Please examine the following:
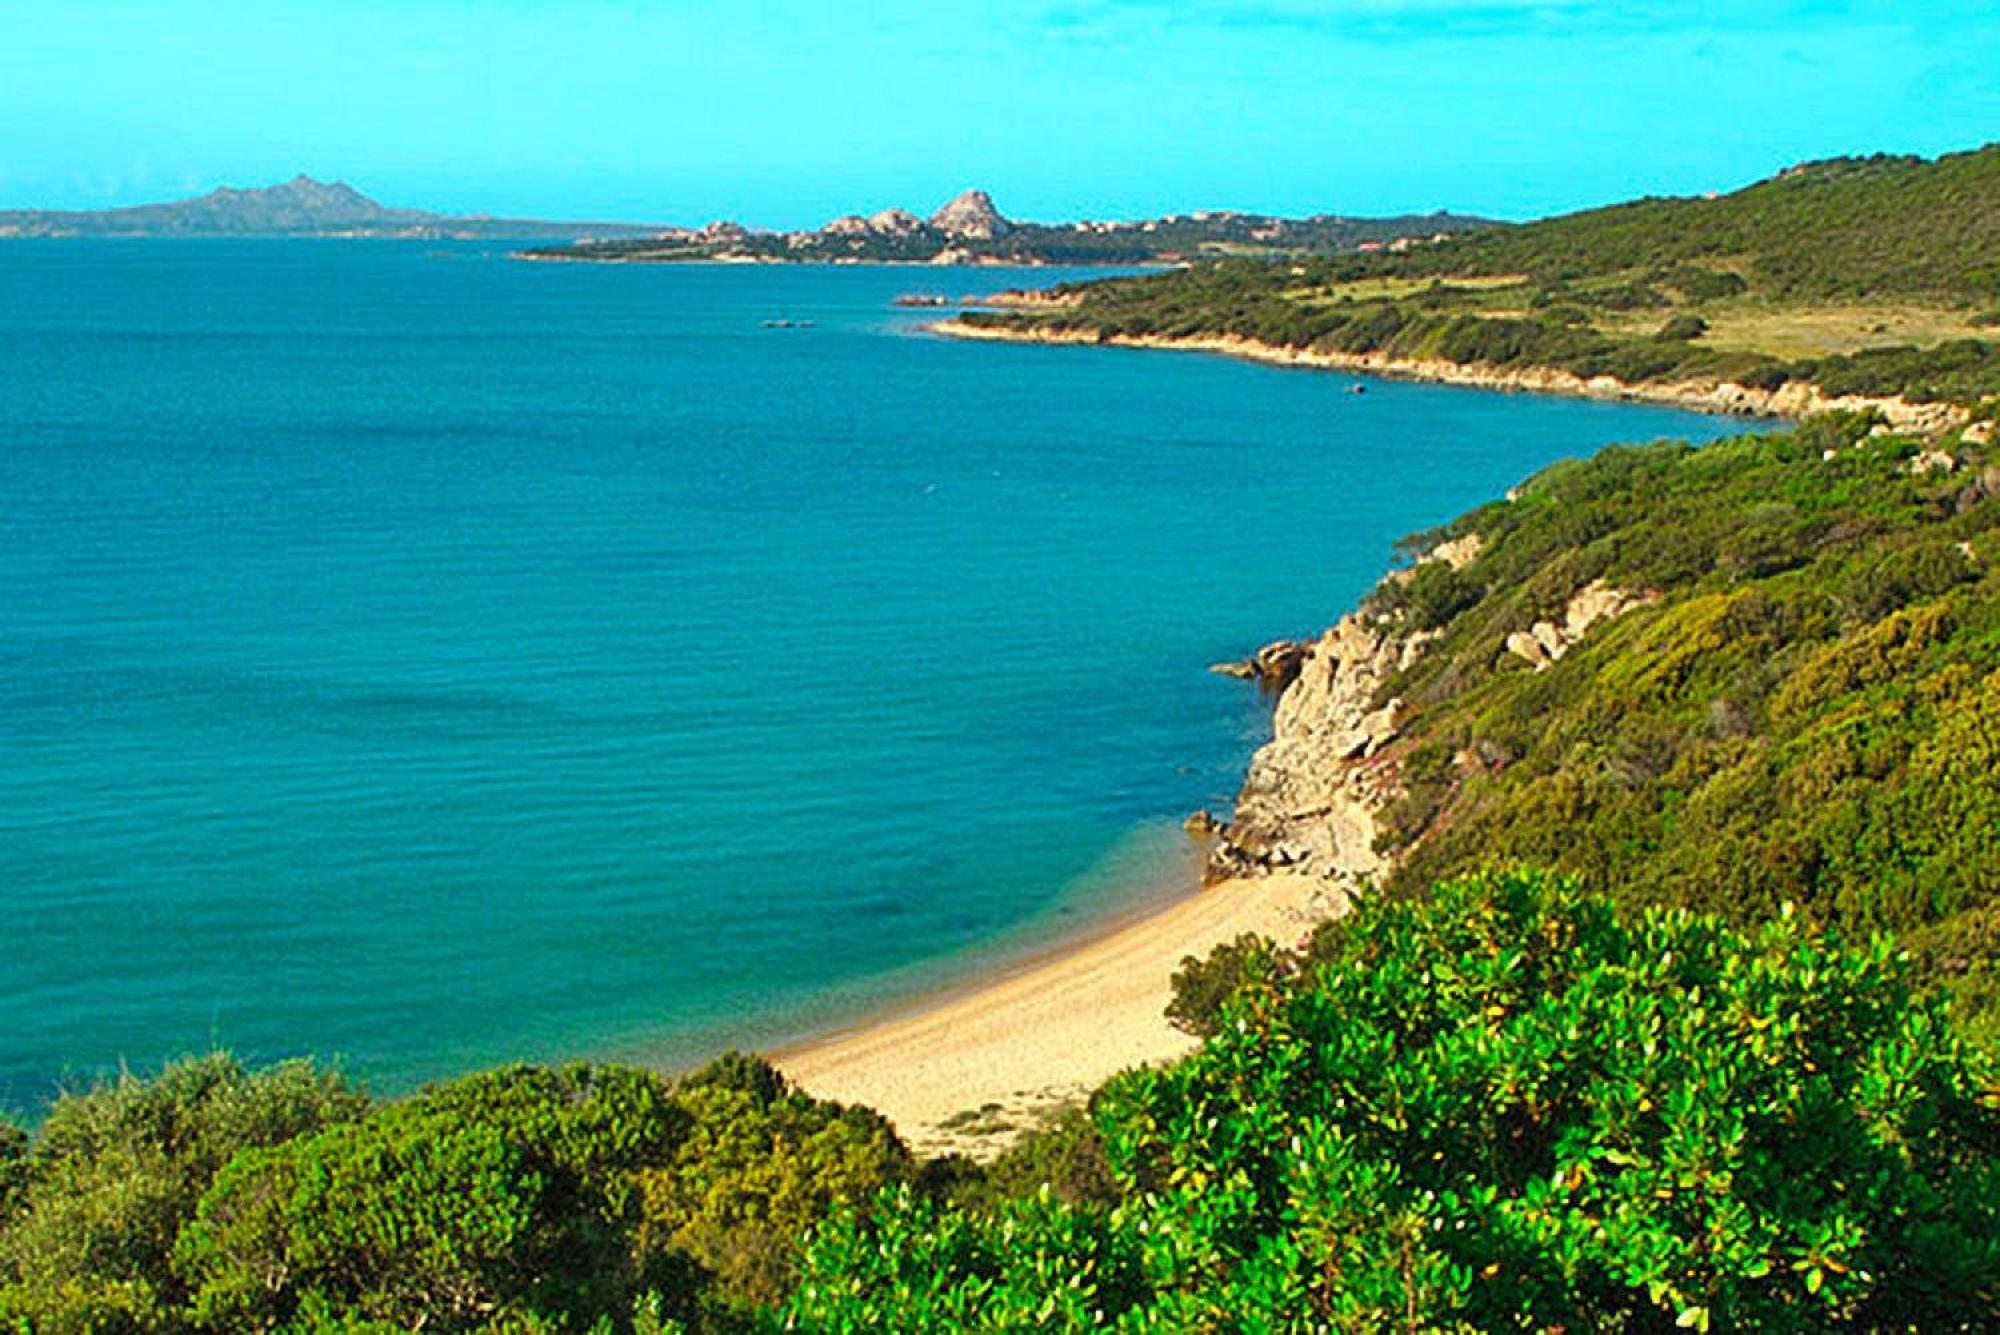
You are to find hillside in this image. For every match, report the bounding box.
[519,188,1493,265]
[1201,409,2000,1041]
[953,144,2000,406]
[0,175,667,241]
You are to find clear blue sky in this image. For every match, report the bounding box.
[3,1,1996,226]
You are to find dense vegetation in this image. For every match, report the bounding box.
[963,144,2000,403]
[1336,415,2000,1041]
[9,871,1996,1330]
[0,1052,909,1331]
[786,871,2000,1330]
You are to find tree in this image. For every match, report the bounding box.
[0,1054,364,1330]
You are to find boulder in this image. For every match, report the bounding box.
[929,189,1013,240]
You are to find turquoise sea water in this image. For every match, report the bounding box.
[0,243,1741,1112]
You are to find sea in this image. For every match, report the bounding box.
[0,242,1743,1112]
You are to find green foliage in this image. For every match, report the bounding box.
[0,1053,365,1331]
[1345,425,2000,1037]
[1165,932,1279,1037]
[783,1186,1151,1330]
[0,1120,26,1221]
[1,1054,906,1332]
[986,143,2000,403]
[976,1107,1119,1209]
[173,1063,692,1331]
[782,872,2000,1329]
[1376,558,1486,630]
[1655,312,1709,341]
[633,1055,908,1314]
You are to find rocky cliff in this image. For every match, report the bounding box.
[1204,534,1664,896]
[1204,608,1420,887]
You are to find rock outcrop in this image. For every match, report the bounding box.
[1205,611,1418,886]
[1502,580,1658,670]
[1203,554,1659,889]
[929,189,1012,240]
[867,208,926,237]
[1209,639,1310,692]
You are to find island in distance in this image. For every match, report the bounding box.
[520,188,1497,265]
[0,175,669,241]
[0,176,1494,262]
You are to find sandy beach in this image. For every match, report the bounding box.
[778,870,1339,1159]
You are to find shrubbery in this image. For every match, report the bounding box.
[1354,425,2000,1036]
[0,1053,909,1332]
[1164,931,1279,1037]
[783,871,2000,1329]
[1002,143,2000,402]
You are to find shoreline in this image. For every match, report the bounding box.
[777,868,1338,1159]
[782,308,1968,1159]
[510,252,1166,269]
[928,318,1971,435]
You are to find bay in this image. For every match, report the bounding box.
[0,242,1740,1111]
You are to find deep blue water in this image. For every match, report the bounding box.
[0,242,1740,1112]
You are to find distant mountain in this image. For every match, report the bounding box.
[522,188,1497,266]
[0,176,669,241]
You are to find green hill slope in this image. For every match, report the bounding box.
[962,144,2000,405]
[1362,413,2000,1036]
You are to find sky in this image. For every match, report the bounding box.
[2,1,1996,227]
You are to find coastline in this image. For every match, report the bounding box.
[928,318,1971,435]
[778,869,1337,1159]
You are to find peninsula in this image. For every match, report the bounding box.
[937,146,2000,425]
[517,187,1493,265]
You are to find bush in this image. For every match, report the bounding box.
[0,1054,365,1330]
[1377,558,1485,630]
[636,1055,909,1312]
[173,1064,693,1331]
[1165,932,1279,1037]
[784,871,2000,1330]
[0,1121,25,1221]
[977,1106,1118,1209]
[1655,313,1710,341]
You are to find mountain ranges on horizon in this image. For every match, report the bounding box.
[0,175,669,241]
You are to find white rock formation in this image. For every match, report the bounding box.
[1503,579,1658,670]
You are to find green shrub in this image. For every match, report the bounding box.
[173,1063,692,1331]
[1655,313,1710,341]
[635,1055,909,1313]
[977,1106,1119,1209]
[1165,932,1279,1038]
[1377,558,1485,630]
[0,1054,365,1331]
[0,1120,25,1221]
[784,871,2000,1330]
